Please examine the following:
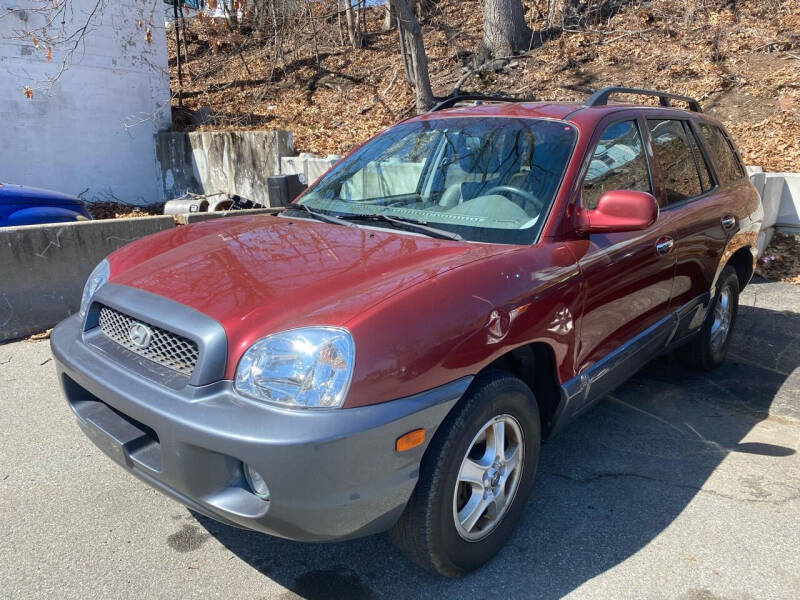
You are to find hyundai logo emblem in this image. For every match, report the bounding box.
[128,322,153,349]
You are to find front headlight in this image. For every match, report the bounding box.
[79,259,110,319]
[234,327,355,409]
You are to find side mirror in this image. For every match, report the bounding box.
[578,190,658,234]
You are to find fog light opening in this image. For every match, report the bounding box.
[243,463,270,501]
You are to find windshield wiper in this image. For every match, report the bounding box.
[288,203,358,228]
[340,213,463,241]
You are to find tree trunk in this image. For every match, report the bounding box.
[359,0,367,35]
[397,21,413,84]
[172,1,183,107]
[343,0,362,48]
[479,0,532,62]
[389,0,434,112]
[546,0,563,30]
[383,3,395,30]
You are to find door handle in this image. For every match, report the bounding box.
[721,214,736,231]
[655,236,674,256]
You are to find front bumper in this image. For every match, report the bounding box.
[51,314,468,542]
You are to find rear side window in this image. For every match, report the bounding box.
[582,120,650,209]
[685,124,713,192]
[698,123,745,184]
[647,119,703,204]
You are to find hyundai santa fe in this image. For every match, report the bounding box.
[51,87,762,576]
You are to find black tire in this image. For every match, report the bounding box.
[390,371,541,577]
[677,265,740,371]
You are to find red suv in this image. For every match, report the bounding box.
[51,87,762,577]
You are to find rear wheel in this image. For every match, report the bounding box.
[390,372,540,577]
[677,265,740,370]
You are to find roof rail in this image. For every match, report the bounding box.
[428,94,530,113]
[585,86,702,113]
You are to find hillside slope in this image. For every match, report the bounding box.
[168,0,799,171]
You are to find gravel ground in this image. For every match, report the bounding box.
[0,279,798,600]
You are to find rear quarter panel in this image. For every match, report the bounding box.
[694,115,762,289]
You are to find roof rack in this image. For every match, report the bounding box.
[585,86,702,113]
[428,94,530,113]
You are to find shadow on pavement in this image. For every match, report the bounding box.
[194,302,798,600]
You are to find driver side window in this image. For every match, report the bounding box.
[582,120,651,209]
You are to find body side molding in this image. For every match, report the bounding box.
[549,294,710,436]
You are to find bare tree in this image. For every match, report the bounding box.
[389,0,434,112]
[546,0,564,29]
[172,2,184,107]
[478,0,532,63]
[342,0,363,48]
[386,1,435,31]
[383,3,396,30]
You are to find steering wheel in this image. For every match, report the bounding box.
[484,185,543,214]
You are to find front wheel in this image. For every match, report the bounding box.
[677,265,740,370]
[390,372,541,577]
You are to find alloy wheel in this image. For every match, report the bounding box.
[452,414,524,541]
[710,286,733,353]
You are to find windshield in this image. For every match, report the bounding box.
[296,117,577,244]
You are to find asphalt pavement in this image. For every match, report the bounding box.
[1,278,798,599]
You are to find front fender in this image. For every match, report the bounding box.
[343,242,583,409]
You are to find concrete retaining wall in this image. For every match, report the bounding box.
[0,209,274,342]
[157,130,295,206]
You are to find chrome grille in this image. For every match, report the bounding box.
[98,306,199,376]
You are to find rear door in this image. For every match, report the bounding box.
[644,116,743,341]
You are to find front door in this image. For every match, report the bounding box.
[569,115,677,412]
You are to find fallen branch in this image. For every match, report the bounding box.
[382,69,399,95]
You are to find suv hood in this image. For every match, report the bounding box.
[110,214,512,359]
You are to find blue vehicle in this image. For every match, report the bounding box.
[0,183,92,227]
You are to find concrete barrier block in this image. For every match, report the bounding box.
[776,173,800,229]
[0,216,174,341]
[280,154,341,186]
[280,156,307,183]
[756,173,800,231]
[756,228,775,258]
[760,173,785,230]
[305,155,341,184]
[174,208,282,225]
[749,171,766,200]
